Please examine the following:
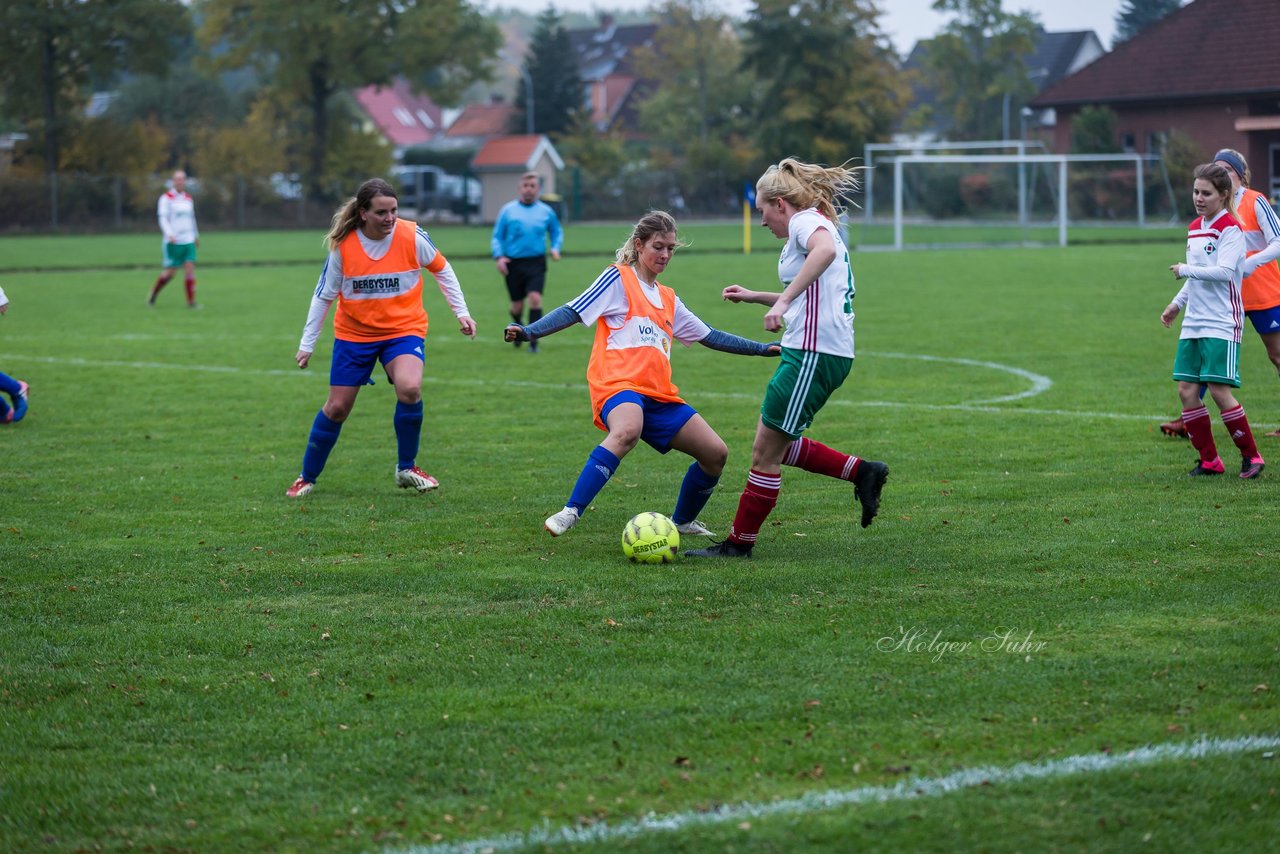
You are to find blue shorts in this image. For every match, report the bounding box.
[1246,304,1280,336]
[330,335,424,387]
[600,390,697,454]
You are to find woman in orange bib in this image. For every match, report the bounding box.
[286,178,476,497]
[505,211,780,538]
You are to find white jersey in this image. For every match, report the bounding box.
[157,190,198,244]
[298,227,470,352]
[1172,209,1245,342]
[778,208,855,358]
[568,265,711,345]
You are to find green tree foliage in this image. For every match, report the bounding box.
[1070,105,1119,154]
[0,0,190,178]
[1114,0,1183,46]
[919,0,1040,141]
[515,6,583,136]
[632,0,759,212]
[196,0,499,201]
[110,66,241,171]
[741,0,905,166]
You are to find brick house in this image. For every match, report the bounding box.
[1030,0,1280,201]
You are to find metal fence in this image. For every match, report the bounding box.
[1,167,752,233]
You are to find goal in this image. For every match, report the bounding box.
[854,151,1179,251]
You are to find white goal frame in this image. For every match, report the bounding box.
[886,153,1153,251]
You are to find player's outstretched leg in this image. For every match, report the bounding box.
[545,446,619,536]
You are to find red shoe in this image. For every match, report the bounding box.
[1240,457,1265,479]
[1160,418,1189,438]
[285,477,315,498]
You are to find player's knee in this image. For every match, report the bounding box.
[701,441,728,476]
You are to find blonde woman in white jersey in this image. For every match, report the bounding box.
[1160,162,1264,479]
[688,158,888,559]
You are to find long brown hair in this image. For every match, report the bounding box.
[325,178,398,250]
[1193,163,1236,217]
[755,157,863,220]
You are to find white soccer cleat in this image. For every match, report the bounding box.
[285,477,314,498]
[544,506,580,537]
[675,519,716,537]
[395,465,440,493]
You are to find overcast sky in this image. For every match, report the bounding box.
[495,0,1124,56]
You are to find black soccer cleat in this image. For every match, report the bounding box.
[1187,459,1224,476]
[853,460,889,528]
[685,539,753,559]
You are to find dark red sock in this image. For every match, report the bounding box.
[1182,406,1219,463]
[151,274,171,297]
[1220,404,1259,460]
[728,470,780,547]
[782,437,860,481]
[184,277,196,304]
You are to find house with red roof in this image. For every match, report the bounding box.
[352,78,444,157]
[567,14,657,135]
[441,101,516,149]
[470,134,565,223]
[1030,0,1280,201]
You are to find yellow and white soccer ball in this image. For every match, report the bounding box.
[621,511,680,564]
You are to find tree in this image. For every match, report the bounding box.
[0,0,189,179]
[1070,105,1118,154]
[919,0,1040,141]
[1114,0,1182,46]
[632,0,759,212]
[197,0,500,201]
[741,0,906,166]
[514,6,583,136]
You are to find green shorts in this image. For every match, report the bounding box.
[163,242,197,268]
[760,347,852,439]
[1172,337,1239,387]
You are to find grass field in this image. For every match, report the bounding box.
[0,223,1277,852]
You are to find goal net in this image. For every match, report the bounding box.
[852,151,1183,251]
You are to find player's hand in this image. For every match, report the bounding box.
[296,350,311,369]
[1160,304,1180,328]
[459,317,477,339]
[504,324,527,343]
[550,249,561,262]
[765,343,781,356]
[763,301,787,332]
[723,284,749,302]
[1169,263,1184,279]
[495,257,510,276]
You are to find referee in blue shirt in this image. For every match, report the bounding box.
[491,171,564,352]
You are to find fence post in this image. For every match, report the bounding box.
[237,175,245,229]
[50,172,58,229]
[114,175,123,229]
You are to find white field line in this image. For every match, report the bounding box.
[395,735,1280,854]
[0,351,1167,421]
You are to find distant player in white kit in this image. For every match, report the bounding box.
[148,169,200,308]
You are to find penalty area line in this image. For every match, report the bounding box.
[394,734,1280,854]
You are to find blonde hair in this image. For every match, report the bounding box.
[615,210,685,266]
[756,157,864,220]
[1193,163,1236,216]
[1214,147,1251,187]
[325,178,398,250]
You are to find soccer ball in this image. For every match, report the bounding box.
[621,512,680,564]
